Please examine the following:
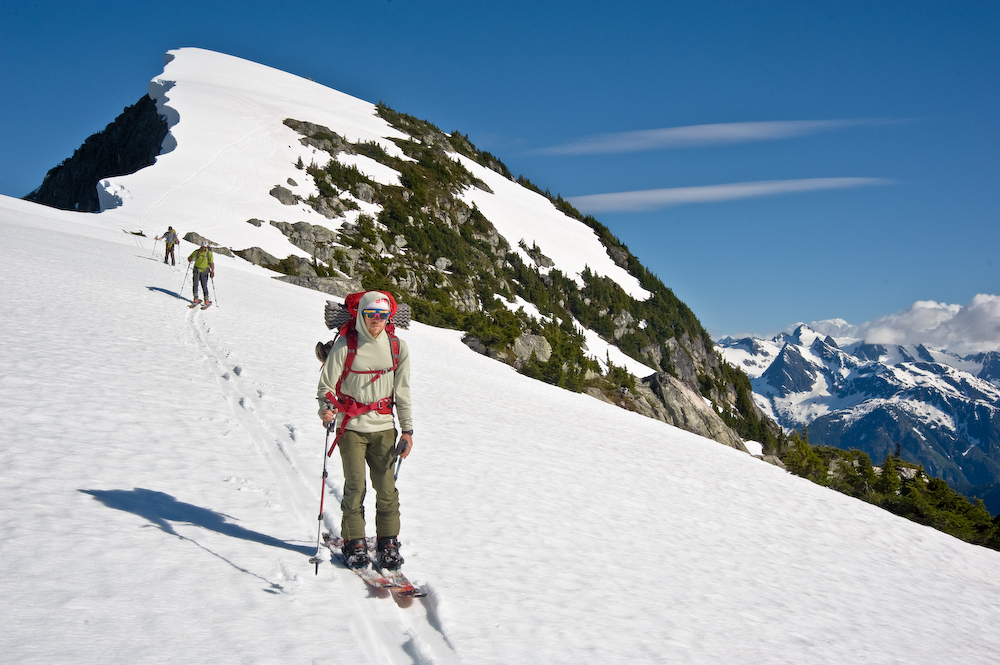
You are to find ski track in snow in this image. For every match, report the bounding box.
[0,198,461,664]
[182,294,460,664]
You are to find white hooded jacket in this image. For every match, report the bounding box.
[317,291,413,433]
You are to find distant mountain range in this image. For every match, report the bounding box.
[718,325,1000,512]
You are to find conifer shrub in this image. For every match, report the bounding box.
[286,108,767,444]
[779,432,999,550]
[263,256,302,276]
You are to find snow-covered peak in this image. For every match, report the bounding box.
[717,323,1000,511]
[98,47,649,302]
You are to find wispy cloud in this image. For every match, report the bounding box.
[530,119,885,156]
[567,178,894,213]
[810,295,1000,355]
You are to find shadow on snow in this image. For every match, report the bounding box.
[80,487,313,556]
[147,286,190,302]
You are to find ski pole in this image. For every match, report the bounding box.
[180,261,191,299]
[392,437,410,480]
[151,237,159,259]
[211,275,219,307]
[309,421,335,574]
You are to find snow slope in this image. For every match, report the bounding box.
[3,194,1000,664]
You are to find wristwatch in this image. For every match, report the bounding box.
[402,430,413,435]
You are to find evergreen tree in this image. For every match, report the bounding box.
[876,455,902,496]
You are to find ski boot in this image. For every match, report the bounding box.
[342,538,370,569]
[376,536,404,570]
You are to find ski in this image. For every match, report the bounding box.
[201,301,212,310]
[374,564,426,598]
[321,533,425,597]
[319,533,396,589]
[188,301,201,309]
[365,537,427,598]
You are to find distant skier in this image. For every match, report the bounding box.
[156,226,179,265]
[187,241,214,307]
[317,291,413,571]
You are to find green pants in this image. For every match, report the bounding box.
[338,428,400,540]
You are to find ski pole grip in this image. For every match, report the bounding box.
[392,437,409,462]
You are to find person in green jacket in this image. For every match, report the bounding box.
[187,241,215,305]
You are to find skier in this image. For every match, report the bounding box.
[187,241,215,307]
[317,291,413,570]
[156,226,179,265]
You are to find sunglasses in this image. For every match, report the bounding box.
[362,309,390,320]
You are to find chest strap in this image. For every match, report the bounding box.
[325,329,400,456]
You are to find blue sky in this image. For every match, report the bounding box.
[2,1,997,340]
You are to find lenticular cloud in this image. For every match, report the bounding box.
[531,119,879,155]
[568,178,892,213]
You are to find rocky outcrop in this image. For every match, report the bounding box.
[181,232,233,256]
[613,310,635,340]
[268,220,339,263]
[355,182,378,204]
[642,372,748,451]
[25,95,168,211]
[512,334,552,364]
[282,119,348,155]
[269,185,298,205]
[274,275,362,298]
[234,246,279,267]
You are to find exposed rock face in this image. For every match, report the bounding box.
[977,351,1000,386]
[181,232,233,256]
[269,185,298,205]
[274,275,362,298]
[283,119,347,155]
[268,220,339,263]
[25,95,169,211]
[613,310,635,340]
[525,244,554,269]
[761,344,818,397]
[642,373,748,451]
[307,195,348,219]
[355,182,378,204]
[461,335,507,362]
[607,246,629,268]
[234,246,279,266]
[512,334,553,364]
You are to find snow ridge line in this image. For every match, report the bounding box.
[183,312,459,664]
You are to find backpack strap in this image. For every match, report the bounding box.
[324,329,400,457]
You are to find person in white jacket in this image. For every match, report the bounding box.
[318,291,413,570]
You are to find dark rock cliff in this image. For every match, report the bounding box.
[24,95,168,212]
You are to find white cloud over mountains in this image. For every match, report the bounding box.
[810,295,1000,355]
[531,119,880,156]
[568,178,893,213]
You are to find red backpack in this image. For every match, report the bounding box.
[318,292,407,456]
